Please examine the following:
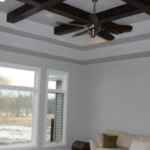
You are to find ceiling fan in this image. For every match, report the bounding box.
[56,0,133,40]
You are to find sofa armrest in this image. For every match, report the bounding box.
[89,139,99,150]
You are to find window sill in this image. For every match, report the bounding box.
[44,141,67,147]
[0,144,37,150]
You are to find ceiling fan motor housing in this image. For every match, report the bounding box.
[92,0,98,2]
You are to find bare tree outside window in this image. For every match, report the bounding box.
[0,66,38,147]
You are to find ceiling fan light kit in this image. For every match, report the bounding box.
[56,0,133,41]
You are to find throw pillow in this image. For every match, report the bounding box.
[129,140,150,150]
[103,133,118,148]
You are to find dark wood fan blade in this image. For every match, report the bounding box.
[56,21,86,28]
[72,30,87,37]
[97,31,115,41]
[103,25,133,32]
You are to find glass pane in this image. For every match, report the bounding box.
[0,67,35,87]
[0,90,33,146]
[46,93,64,143]
[48,74,63,90]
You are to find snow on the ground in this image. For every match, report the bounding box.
[0,125,52,145]
[0,125,31,145]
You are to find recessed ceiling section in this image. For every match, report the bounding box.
[64,0,126,13]
[0,0,23,13]
[0,0,149,50]
[114,13,150,24]
[28,10,73,27]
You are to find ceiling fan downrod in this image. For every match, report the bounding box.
[92,0,98,14]
[89,0,99,38]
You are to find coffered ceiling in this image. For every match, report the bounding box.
[0,0,149,51]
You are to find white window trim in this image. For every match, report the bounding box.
[0,84,37,92]
[44,69,68,147]
[0,62,41,150]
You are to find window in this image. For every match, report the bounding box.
[0,63,40,149]
[44,70,68,147]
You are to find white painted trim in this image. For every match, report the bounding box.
[32,68,41,147]
[0,144,38,150]
[0,62,41,149]
[0,61,40,72]
[43,69,68,147]
[0,84,36,92]
[43,69,50,146]
[44,141,67,147]
[62,72,68,146]
[47,89,66,94]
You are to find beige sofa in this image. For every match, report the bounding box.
[90,130,150,150]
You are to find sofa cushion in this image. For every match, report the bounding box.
[139,135,150,143]
[90,139,99,150]
[103,134,118,148]
[96,133,103,147]
[106,130,139,148]
[129,140,150,150]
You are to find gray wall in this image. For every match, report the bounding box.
[81,57,150,141]
[1,48,150,149]
[0,50,84,150]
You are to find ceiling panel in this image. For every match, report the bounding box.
[0,0,23,13]
[28,10,73,27]
[114,13,150,24]
[64,0,125,13]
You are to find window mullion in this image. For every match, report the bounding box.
[0,84,35,92]
[45,70,68,147]
[47,89,65,94]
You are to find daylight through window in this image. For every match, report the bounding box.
[0,64,39,148]
[45,70,68,146]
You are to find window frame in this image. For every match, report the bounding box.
[44,69,68,147]
[0,62,41,150]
